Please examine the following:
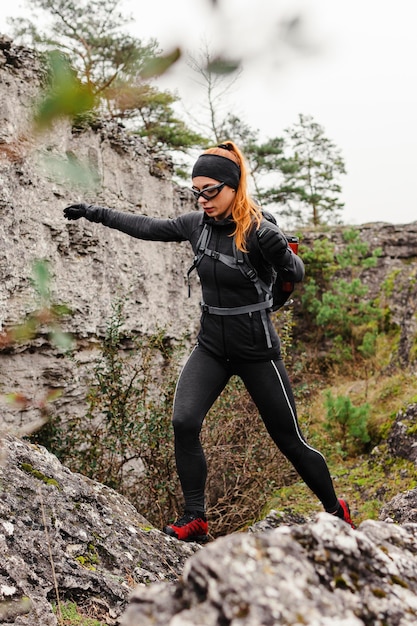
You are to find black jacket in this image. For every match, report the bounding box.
[84,206,304,361]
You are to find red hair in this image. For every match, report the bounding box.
[202,141,262,251]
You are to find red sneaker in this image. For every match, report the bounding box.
[338,499,356,529]
[163,511,209,542]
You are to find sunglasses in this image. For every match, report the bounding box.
[191,182,225,201]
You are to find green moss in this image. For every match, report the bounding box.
[334,575,349,589]
[372,588,387,598]
[75,555,96,571]
[75,544,99,570]
[19,463,60,489]
[52,601,105,625]
[406,421,417,436]
[390,574,409,589]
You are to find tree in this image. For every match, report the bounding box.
[10,0,158,96]
[270,114,346,226]
[186,44,242,144]
[10,0,206,152]
[221,114,285,202]
[299,229,382,369]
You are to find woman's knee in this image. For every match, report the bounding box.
[172,412,201,438]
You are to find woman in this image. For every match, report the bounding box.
[64,141,355,541]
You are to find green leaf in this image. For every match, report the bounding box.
[140,48,181,79]
[34,51,96,130]
[39,153,99,190]
[31,259,51,302]
[206,56,241,74]
[49,328,74,353]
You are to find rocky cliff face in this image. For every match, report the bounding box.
[0,36,199,428]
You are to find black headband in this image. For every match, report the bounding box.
[191,154,241,189]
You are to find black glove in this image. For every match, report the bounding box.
[63,203,88,220]
[257,226,288,257]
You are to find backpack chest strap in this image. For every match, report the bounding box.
[201,298,273,316]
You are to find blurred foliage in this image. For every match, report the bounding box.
[1,260,73,352]
[34,51,96,130]
[39,151,100,191]
[1,260,73,437]
[186,45,244,143]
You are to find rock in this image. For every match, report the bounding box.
[387,404,417,464]
[379,488,417,524]
[0,435,201,625]
[120,516,417,626]
[2,430,417,625]
[248,508,309,532]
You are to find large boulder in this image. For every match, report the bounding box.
[0,435,201,625]
[120,515,417,626]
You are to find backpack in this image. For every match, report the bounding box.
[187,213,299,313]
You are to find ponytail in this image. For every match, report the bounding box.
[201,141,262,252]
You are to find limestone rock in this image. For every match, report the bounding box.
[0,38,199,429]
[120,516,417,626]
[0,435,201,625]
[387,404,417,464]
[248,508,309,532]
[380,488,417,525]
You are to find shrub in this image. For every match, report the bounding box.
[299,229,383,369]
[324,391,370,455]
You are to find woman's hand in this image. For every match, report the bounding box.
[63,203,88,220]
[256,226,288,257]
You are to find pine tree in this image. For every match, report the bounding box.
[271,114,346,226]
[10,0,206,152]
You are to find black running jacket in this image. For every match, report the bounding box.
[83,206,305,361]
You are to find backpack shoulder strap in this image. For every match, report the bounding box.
[232,239,272,298]
[187,222,212,297]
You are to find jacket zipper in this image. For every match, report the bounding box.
[213,229,229,358]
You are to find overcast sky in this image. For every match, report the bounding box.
[1,0,416,226]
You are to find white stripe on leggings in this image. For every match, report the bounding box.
[270,360,327,462]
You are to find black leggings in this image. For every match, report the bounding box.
[172,345,338,514]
